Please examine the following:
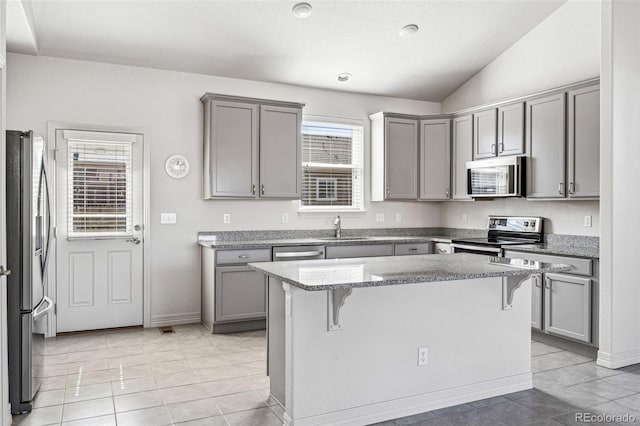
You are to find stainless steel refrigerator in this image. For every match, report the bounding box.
[6,130,54,414]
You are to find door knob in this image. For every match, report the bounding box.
[126,238,141,245]
[0,265,11,277]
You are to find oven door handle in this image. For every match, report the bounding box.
[450,244,502,254]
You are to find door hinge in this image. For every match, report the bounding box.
[53,227,57,238]
[54,303,57,315]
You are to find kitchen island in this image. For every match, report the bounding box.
[249,253,572,426]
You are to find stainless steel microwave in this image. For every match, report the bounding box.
[466,156,525,198]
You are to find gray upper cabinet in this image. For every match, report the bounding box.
[544,273,592,343]
[452,115,473,200]
[385,116,419,199]
[568,85,600,199]
[526,93,566,198]
[202,94,304,200]
[259,105,301,198]
[497,102,525,156]
[419,118,451,200]
[473,109,497,159]
[370,113,419,201]
[204,100,258,198]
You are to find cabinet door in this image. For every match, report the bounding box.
[473,109,498,159]
[215,266,266,322]
[498,102,525,156]
[544,273,592,343]
[452,115,473,200]
[259,105,302,198]
[419,119,451,200]
[531,274,543,330]
[568,85,600,198]
[385,117,418,199]
[526,94,566,198]
[206,100,259,198]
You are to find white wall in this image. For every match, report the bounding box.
[598,0,640,369]
[0,1,11,423]
[439,0,600,236]
[442,199,599,236]
[6,53,441,325]
[441,0,600,112]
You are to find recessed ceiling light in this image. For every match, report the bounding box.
[292,2,313,19]
[399,24,419,37]
[337,73,352,82]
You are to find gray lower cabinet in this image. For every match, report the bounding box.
[419,118,451,200]
[526,93,567,198]
[215,266,266,323]
[544,273,592,343]
[201,93,304,200]
[326,244,394,259]
[473,109,498,159]
[568,85,600,198]
[452,115,473,200]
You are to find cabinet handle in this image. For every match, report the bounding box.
[491,143,496,154]
[408,248,418,252]
[569,182,575,195]
[252,184,256,195]
[445,188,450,197]
[387,186,390,194]
[499,143,504,153]
[545,278,552,290]
[261,184,265,195]
[534,275,541,288]
[558,183,564,195]
[238,255,249,259]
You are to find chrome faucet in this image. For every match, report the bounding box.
[334,215,342,238]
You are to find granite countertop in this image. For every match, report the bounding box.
[248,253,572,291]
[199,235,453,249]
[505,243,599,259]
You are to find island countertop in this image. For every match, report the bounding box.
[249,253,572,291]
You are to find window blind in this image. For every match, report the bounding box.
[67,140,133,238]
[300,122,363,210]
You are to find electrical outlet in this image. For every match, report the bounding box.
[462,213,468,223]
[395,213,402,223]
[376,213,385,222]
[160,213,177,224]
[223,213,231,224]
[584,215,592,227]
[418,347,428,366]
[282,213,289,224]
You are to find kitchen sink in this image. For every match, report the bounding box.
[318,236,371,241]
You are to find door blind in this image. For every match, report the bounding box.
[301,122,363,210]
[67,140,133,238]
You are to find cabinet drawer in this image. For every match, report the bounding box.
[216,249,271,265]
[394,243,432,256]
[503,250,592,276]
[325,244,393,259]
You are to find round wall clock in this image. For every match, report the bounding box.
[165,154,190,179]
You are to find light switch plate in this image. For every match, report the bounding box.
[395,213,402,223]
[160,213,177,224]
[376,213,385,222]
[584,215,592,227]
[223,213,231,224]
[282,213,289,223]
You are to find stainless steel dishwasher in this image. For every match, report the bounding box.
[272,245,325,261]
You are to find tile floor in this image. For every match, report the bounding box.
[13,326,640,426]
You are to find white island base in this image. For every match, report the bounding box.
[267,276,532,426]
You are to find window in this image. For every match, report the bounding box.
[66,132,134,238]
[300,119,364,211]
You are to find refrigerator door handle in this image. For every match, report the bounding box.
[41,159,52,282]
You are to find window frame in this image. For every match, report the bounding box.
[299,117,365,213]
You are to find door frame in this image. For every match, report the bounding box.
[47,121,151,336]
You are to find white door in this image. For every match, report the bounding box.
[55,129,144,333]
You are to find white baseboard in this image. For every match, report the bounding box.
[597,348,640,369]
[288,373,532,426]
[149,312,200,328]
[4,403,12,426]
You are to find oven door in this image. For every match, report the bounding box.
[451,243,503,257]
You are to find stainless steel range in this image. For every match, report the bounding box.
[451,216,544,256]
